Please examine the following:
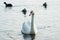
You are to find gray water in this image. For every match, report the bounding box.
[0,0,60,40]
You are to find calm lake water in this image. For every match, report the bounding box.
[0,0,60,40]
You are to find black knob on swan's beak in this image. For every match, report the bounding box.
[29,11,34,16]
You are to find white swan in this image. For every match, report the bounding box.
[21,11,37,34]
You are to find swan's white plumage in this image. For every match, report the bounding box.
[21,18,37,34]
[22,20,31,34]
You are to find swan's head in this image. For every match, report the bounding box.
[29,11,34,16]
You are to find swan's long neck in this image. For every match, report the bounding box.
[30,14,35,34]
[31,14,34,28]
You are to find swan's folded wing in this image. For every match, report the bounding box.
[21,21,31,34]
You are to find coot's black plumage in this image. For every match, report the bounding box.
[4,2,13,7]
[43,2,47,9]
[22,8,27,15]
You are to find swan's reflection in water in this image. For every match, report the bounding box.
[23,34,35,40]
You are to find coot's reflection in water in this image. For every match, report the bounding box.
[23,34,35,40]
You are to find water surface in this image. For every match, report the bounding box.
[0,0,60,40]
